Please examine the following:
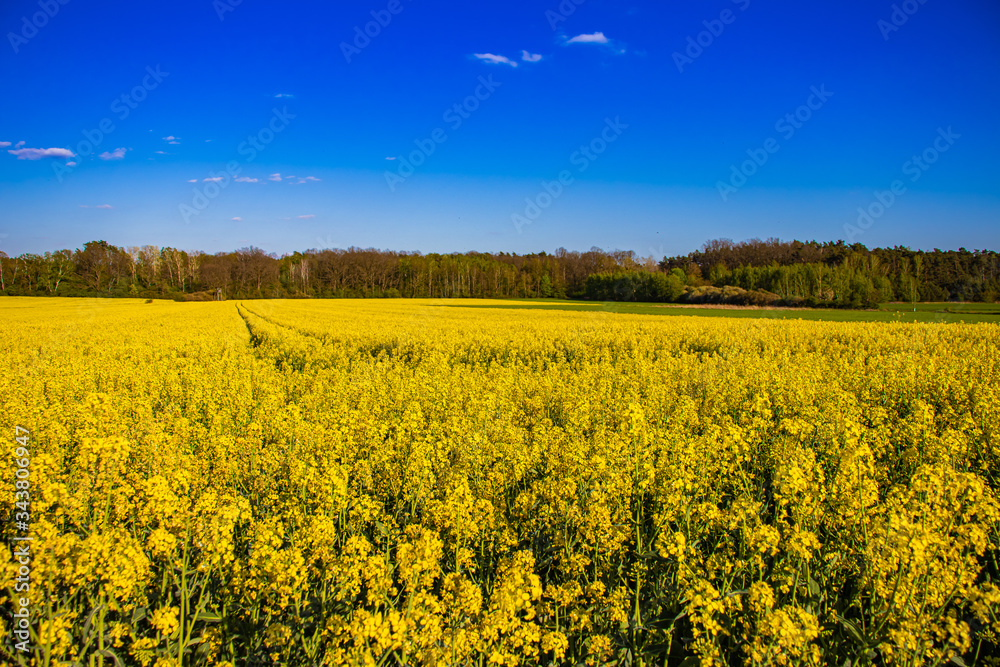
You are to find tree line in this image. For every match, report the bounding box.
[0,238,996,306]
[658,238,999,306]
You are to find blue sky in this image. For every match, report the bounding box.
[1,0,998,258]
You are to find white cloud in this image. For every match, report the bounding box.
[473,53,517,67]
[203,176,224,182]
[522,50,543,62]
[268,173,282,181]
[8,147,75,160]
[385,156,397,160]
[163,135,178,141]
[290,175,322,184]
[232,217,243,221]
[14,141,24,148]
[154,150,169,155]
[0,142,9,148]
[274,93,294,98]
[234,176,259,183]
[297,214,315,219]
[79,205,89,208]
[66,161,77,167]
[99,147,127,160]
[567,32,609,44]
[187,179,198,183]
[95,204,113,209]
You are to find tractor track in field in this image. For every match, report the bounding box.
[238,302,333,344]
[234,302,262,348]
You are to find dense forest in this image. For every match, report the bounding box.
[0,238,996,307]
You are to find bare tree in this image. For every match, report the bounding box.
[235,247,279,295]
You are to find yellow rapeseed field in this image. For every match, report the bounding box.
[1,297,998,666]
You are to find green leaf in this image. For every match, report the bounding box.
[97,648,126,667]
[643,617,675,631]
[195,611,223,623]
[640,642,673,656]
[835,613,865,645]
[808,574,821,598]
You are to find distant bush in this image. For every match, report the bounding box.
[182,291,216,302]
[679,285,782,306]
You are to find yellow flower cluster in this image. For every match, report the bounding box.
[1,297,998,666]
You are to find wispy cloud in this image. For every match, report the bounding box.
[234,176,259,183]
[232,216,243,221]
[154,150,170,155]
[567,32,609,44]
[8,147,75,160]
[268,173,282,182]
[162,135,180,144]
[0,142,9,148]
[522,50,543,62]
[14,141,24,149]
[385,156,397,160]
[187,179,198,183]
[473,53,518,67]
[203,176,225,182]
[96,204,113,209]
[99,147,127,160]
[274,93,294,98]
[297,214,315,219]
[290,176,322,185]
